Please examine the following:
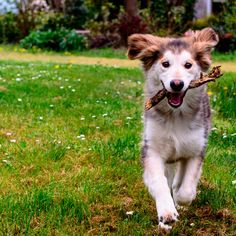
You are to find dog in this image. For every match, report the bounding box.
[127,28,218,230]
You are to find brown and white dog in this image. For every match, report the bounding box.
[127,28,218,230]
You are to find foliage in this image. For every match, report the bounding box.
[85,2,120,48]
[212,0,236,52]
[20,29,86,51]
[85,0,122,21]
[0,12,21,43]
[192,0,236,52]
[64,0,88,29]
[86,3,149,48]
[149,0,196,36]
[0,0,50,43]
[115,11,149,46]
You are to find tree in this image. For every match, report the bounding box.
[124,0,138,17]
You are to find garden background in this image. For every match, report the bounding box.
[0,0,235,235]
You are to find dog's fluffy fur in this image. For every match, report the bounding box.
[127,28,218,230]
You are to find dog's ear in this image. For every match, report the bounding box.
[127,34,162,60]
[127,34,164,70]
[191,28,219,71]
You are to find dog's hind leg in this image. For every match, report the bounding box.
[173,157,203,206]
[165,163,176,191]
[172,160,187,204]
[143,154,179,229]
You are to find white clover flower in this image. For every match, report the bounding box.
[77,134,85,140]
[80,117,85,121]
[17,98,22,102]
[71,89,76,92]
[126,211,134,216]
[2,160,10,164]
[16,78,22,81]
[102,113,108,117]
[39,116,43,121]
[60,86,64,89]
[6,132,12,136]
[10,139,16,143]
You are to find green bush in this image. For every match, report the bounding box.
[64,0,88,29]
[0,13,21,43]
[149,0,196,35]
[20,29,86,51]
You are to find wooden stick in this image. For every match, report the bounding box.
[145,66,223,111]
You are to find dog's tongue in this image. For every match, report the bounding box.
[167,93,183,108]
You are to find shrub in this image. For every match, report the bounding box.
[86,3,149,48]
[116,12,149,46]
[20,29,86,51]
[149,0,196,36]
[64,0,88,29]
[85,2,120,48]
[0,13,21,43]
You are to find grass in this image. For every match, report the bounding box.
[0,57,234,235]
[0,44,127,59]
[1,44,236,62]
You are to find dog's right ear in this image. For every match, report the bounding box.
[127,34,162,60]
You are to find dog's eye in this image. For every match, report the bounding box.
[162,61,170,68]
[184,62,192,69]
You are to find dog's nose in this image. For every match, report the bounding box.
[170,80,184,92]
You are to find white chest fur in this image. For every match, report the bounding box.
[145,114,205,161]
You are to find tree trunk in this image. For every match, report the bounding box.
[124,0,138,17]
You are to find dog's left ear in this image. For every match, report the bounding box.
[191,28,219,71]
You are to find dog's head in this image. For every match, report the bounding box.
[127,28,218,108]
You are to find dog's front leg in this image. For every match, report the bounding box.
[143,154,179,229]
[174,156,203,206]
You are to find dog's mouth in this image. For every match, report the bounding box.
[166,92,186,108]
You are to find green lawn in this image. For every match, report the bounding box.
[2,44,236,61]
[0,59,235,235]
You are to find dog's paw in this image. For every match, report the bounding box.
[158,211,178,232]
[159,210,179,225]
[158,222,173,232]
[174,187,196,206]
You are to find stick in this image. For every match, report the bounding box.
[145,66,223,111]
